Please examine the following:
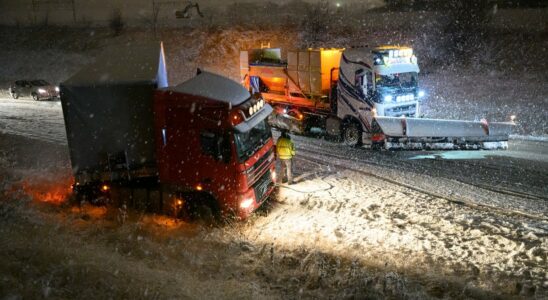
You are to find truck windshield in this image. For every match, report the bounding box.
[234,119,272,162]
[376,72,417,89]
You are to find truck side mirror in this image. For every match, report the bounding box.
[215,141,223,161]
[355,69,367,97]
[211,134,231,163]
[365,71,373,94]
[354,69,365,87]
[201,131,227,162]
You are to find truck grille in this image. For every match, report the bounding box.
[253,170,272,202]
[246,148,274,186]
[385,104,416,117]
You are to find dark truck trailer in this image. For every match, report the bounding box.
[60,43,276,219]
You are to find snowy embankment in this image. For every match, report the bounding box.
[0,13,546,297]
[0,98,66,144]
[1,131,547,298]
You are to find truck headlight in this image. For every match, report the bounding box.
[240,198,254,209]
[383,95,393,102]
[55,86,60,92]
[418,90,425,98]
[38,88,46,94]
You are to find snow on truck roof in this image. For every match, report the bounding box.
[63,42,167,87]
[167,71,250,106]
[342,46,413,61]
[342,48,371,63]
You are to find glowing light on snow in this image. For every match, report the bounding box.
[240,197,254,209]
[17,175,74,204]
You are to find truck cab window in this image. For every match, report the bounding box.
[200,131,231,163]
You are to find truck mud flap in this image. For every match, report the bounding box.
[374,116,515,150]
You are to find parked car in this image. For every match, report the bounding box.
[8,80,59,100]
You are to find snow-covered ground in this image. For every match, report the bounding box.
[0,100,546,298]
[0,9,547,298]
[0,98,65,144]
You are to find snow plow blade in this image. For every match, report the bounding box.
[374,116,515,150]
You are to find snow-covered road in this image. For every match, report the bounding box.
[0,97,547,297]
[0,98,66,144]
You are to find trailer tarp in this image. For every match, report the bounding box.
[60,42,167,177]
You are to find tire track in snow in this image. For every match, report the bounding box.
[259,160,547,292]
[289,133,548,214]
[298,140,548,203]
[296,149,548,222]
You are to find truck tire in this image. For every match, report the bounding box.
[32,93,39,101]
[11,92,19,99]
[342,123,361,147]
[181,193,220,224]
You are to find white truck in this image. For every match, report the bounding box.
[241,46,514,150]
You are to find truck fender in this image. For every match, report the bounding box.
[326,116,341,136]
[342,115,365,133]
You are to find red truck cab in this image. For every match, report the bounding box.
[154,71,276,219]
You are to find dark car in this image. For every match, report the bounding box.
[8,80,59,101]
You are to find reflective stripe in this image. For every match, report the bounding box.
[276,137,295,160]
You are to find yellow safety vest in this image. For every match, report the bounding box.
[276,137,295,160]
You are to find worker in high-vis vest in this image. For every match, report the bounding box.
[276,130,295,184]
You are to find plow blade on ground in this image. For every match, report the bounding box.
[374,116,515,150]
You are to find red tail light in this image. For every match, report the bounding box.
[371,133,385,142]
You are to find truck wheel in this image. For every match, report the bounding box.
[32,93,39,101]
[182,193,220,224]
[342,123,361,147]
[11,92,19,99]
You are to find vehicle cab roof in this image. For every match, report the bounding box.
[165,71,250,106]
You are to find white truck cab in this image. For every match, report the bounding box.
[339,46,424,119]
